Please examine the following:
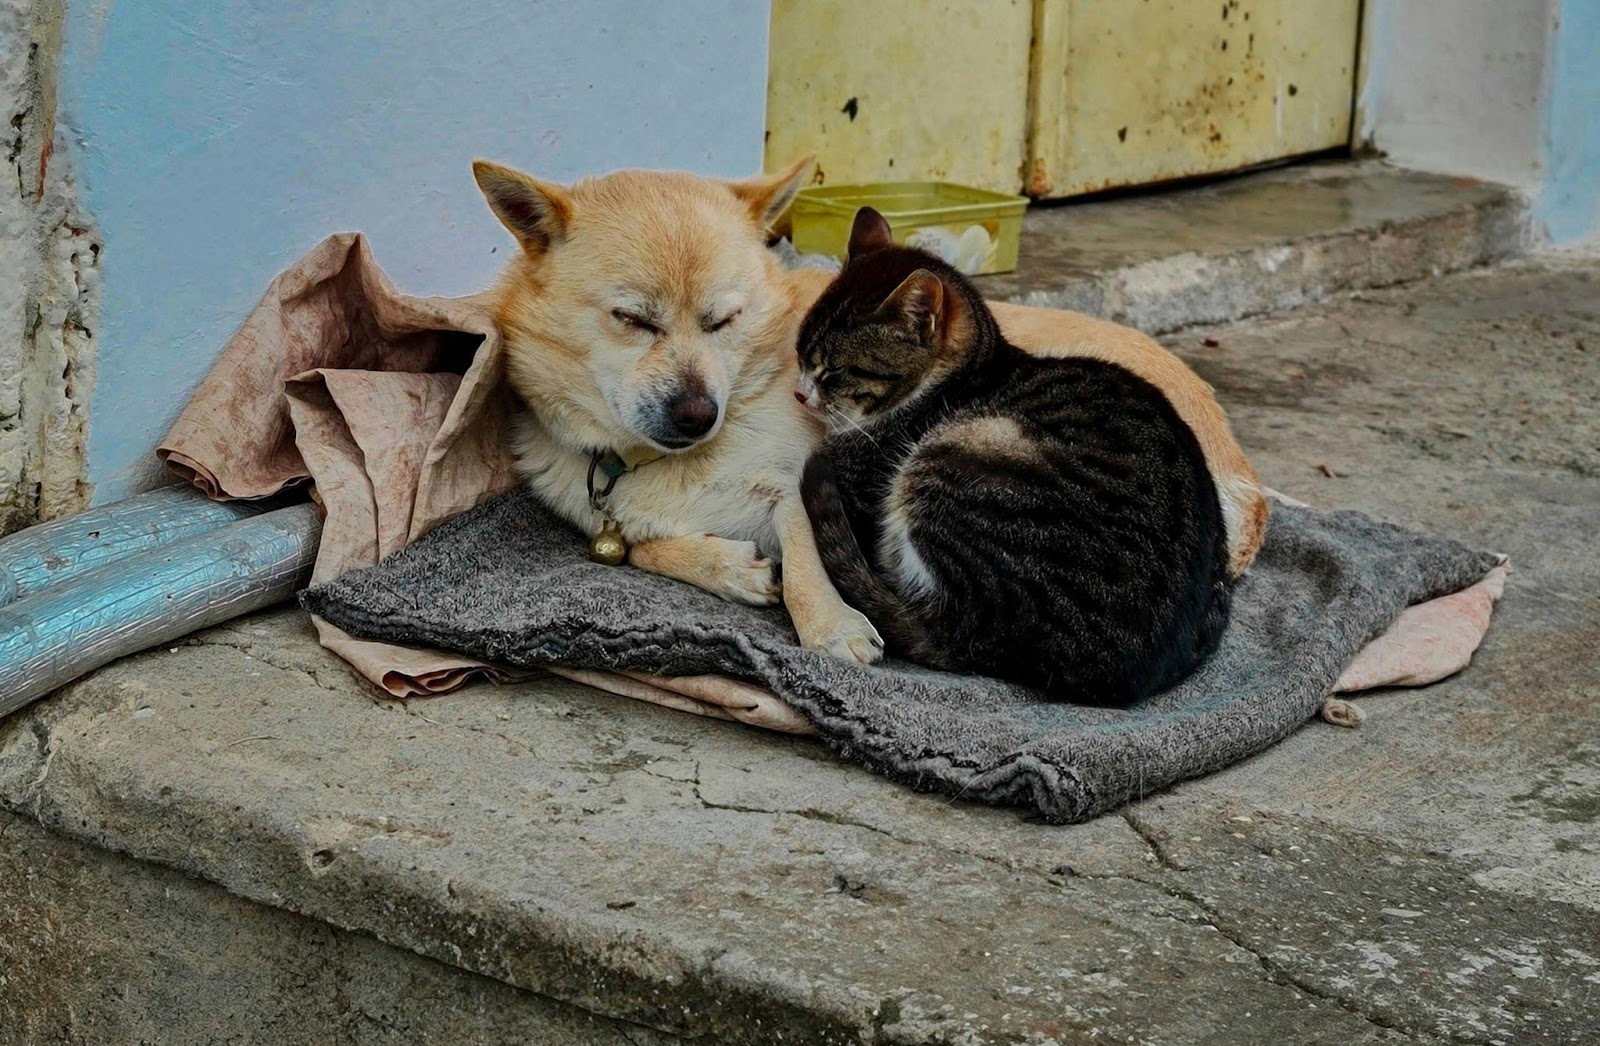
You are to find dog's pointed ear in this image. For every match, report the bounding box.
[880,268,945,345]
[473,159,573,256]
[848,206,893,260]
[727,154,813,230]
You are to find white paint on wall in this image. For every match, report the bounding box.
[61,0,773,503]
[1359,0,1600,246]
[1358,0,1556,189]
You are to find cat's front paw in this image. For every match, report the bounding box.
[801,604,884,665]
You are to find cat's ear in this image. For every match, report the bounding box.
[848,207,894,259]
[727,154,814,230]
[473,160,572,257]
[881,268,945,344]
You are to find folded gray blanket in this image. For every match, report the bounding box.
[303,489,1498,822]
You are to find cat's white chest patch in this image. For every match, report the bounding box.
[879,462,940,602]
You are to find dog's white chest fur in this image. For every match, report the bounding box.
[512,398,814,560]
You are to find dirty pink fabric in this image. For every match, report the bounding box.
[1334,563,1509,692]
[158,233,807,729]
[158,235,1502,734]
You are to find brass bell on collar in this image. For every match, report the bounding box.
[589,519,628,566]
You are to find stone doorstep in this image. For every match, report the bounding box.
[973,158,1526,334]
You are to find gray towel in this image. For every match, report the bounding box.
[302,489,1498,823]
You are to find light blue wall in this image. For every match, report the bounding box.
[1538,0,1600,245]
[63,1,773,503]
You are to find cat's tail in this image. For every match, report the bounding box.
[800,453,946,666]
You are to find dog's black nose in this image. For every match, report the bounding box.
[667,393,719,439]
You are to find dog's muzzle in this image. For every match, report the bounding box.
[637,381,723,450]
[666,391,719,441]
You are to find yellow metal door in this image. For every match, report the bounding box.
[764,0,1362,200]
[1025,0,1362,197]
[764,0,1036,194]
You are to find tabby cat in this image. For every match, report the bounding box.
[796,207,1232,705]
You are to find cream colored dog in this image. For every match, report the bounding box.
[473,155,885,663]
[472,156,1266,666]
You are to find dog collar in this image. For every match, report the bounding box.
[584,447,668,565]
[602,446,667,477]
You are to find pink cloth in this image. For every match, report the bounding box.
[1334,563,1509,692]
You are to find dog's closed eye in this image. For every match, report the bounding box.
[703,308,742,333]
[611,308,662,335]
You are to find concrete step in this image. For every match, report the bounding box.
[7,249,1600,1043]
[7,262,1597,1040]
[1,816,670,1045]
[974,158,1526,333]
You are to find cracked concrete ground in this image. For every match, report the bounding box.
[1,258,1597,1044]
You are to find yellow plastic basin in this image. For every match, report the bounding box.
[790,181,1028,276]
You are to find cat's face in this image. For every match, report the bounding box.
[795,208,955,429]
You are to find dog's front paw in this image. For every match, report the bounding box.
[801,604,884,665]
[705,538,782,606]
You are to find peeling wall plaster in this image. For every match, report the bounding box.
[2,0,98,533]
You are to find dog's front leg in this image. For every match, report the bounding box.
[773,494,884,665]
[628,534,782,606]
